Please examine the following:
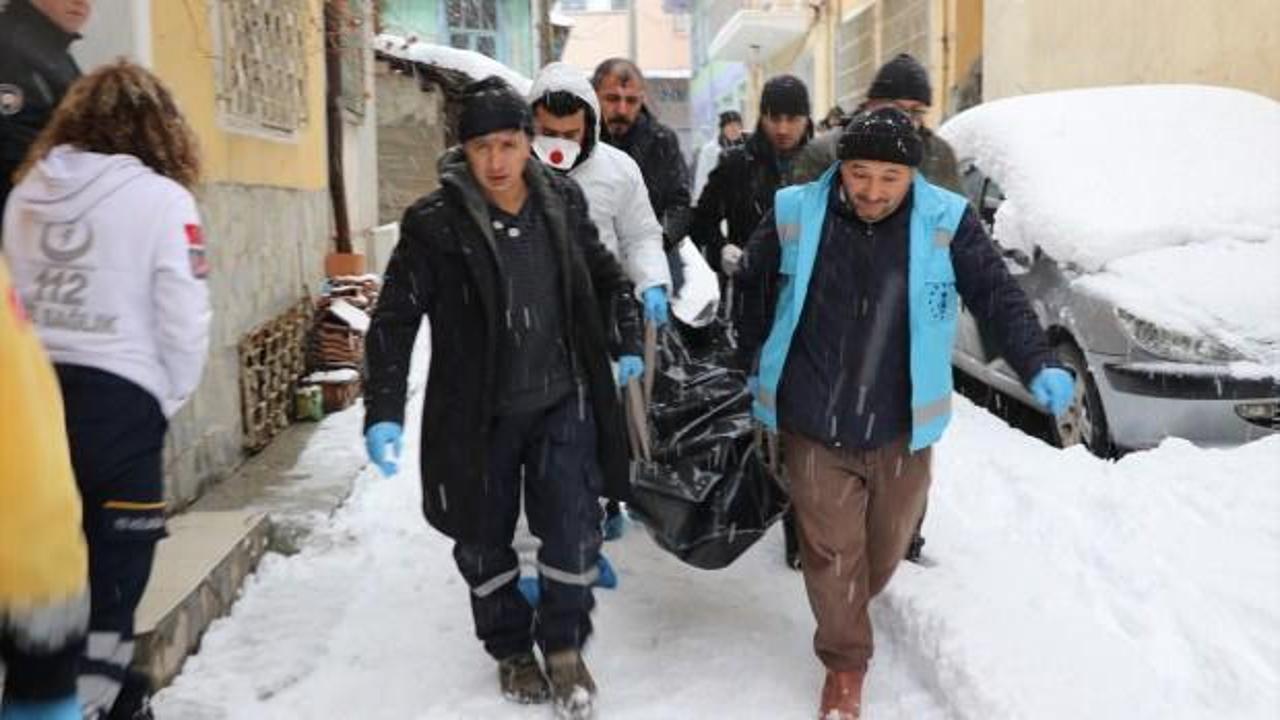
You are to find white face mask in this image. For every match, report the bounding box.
[533,135,582,171]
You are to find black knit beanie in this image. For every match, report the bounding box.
[718,110,743,128]
[867,53,932,106]
[457,76,534,143]
[837,107,923,166]
[759,75,810,117]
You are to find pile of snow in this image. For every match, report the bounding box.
[154,351,1280,720]
[939,85,1280,273]
[374,33,532,95]
[890,399,1280,718]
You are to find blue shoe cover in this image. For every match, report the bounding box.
[1,697,81,720]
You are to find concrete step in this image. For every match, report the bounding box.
[130,405,369,690]
[133,510,270,688]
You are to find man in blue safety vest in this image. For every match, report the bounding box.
[731,106,1074,719]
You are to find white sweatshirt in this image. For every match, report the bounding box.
[2,145,211,417]
[528,63,671,296]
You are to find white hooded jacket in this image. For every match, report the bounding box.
[529,63,670,296]
[2,145,211,417]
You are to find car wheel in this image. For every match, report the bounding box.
[1053,342,1113,457]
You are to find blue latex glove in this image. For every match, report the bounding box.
[642,286,669,327]
[0,697,81,720]
[364,421,403,476]
[747,375,759,396]
[594,554,619,590]
[520,555,618,609]
[603,511,626,541]
[616,355,644,387]
[1030,367,1075,418]
[518,575,540,607]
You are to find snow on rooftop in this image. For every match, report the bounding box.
[940,84,1280,273]
[374,33,532,96]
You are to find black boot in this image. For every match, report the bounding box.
[545,648,597,719]
[783,510,801,570]
[106,669,154,720]
[905,500,928,563]
[905,531,926,563]
[498,651,551,704]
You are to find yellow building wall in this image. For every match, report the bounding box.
[560,0,692,74]
[150,0,328,190]
[952,0,983,87]
[984,0,1280,102]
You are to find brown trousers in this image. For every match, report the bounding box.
[782,431,932,671]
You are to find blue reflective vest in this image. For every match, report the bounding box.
[753,165,969,451]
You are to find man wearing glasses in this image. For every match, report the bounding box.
[794,53,962,194]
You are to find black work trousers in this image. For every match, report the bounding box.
[453,393,604,660]
[57,366,167,720]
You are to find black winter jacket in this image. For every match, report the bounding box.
[601,108,691,248]
[0,0,81,216]
[691,129,810,276]
[364,152,643,542]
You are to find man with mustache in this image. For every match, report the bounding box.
[592,58,691,253]
[590,57,692,537]
[731,107,1074,718]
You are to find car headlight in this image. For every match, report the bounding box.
[1116,309,1245,363]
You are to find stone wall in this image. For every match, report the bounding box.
[164,185,331,508]
[376,61,446,225]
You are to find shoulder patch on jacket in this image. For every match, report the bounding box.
[185,224,210,279]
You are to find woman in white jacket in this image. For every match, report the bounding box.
[2,61,211,720]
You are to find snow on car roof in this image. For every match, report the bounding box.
[374,33,533,96]
[939,85,1280,273]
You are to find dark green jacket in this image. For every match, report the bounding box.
[791,124,962,193]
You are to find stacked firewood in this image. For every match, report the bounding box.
[304,275,380,412]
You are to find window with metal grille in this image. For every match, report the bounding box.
[216,0,310,134]
[446,0,498,58]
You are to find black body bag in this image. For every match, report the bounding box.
[625,332,789,570]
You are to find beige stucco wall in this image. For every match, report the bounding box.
[984,0,1280,101]
[758,6,837,125]
[559,0,691,74]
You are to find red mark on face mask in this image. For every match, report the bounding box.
[550,149,565,165]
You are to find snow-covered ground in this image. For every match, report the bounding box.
[154,341,1280,719]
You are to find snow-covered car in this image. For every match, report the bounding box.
[939,85,1280,455]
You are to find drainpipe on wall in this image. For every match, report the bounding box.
[325,0,354,257]
[628,0,638,62]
